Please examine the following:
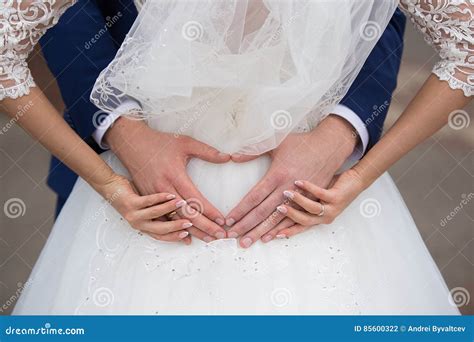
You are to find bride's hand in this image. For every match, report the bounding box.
[265,169,366,238]
[97,174,194,244]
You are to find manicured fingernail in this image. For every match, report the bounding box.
[226,218,235,226]
[228,231,238,238]
[203,236,214,243]
[283,190,294,199]
[241,237,252,248]
[182,222,193,228]
[176,200,186,208]
[215,231,226,239]
[276,234,287,239]
[276,206,287,214]
[262,235,273,243]
[166,194,176,200]
[294,180,304,187]
[178,231,189,239]
[215,218,225,226]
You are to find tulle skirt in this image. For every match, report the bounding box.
[13,151,459,315]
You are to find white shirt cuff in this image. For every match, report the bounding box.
[331,104,369,164]
[92,100,142,149]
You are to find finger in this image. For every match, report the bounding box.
[174,173,227,226]
[261,218,295,243]
[231,153,260,163]
[283,190,324,215]
[177,205,226,239]
[187,139,230,164]
[276,205,323,226]
[148,230,191,243]
[227,190,285,238]
[134,192,177,209]
[141,219,193,235]
[294,180,335,203]
[239,212,289,248]
[276,224,308,239]
[172,213,216,243]
[137,198,187,220]
[225,172,277,227]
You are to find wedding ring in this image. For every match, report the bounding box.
[317,203,325,217]
[166,211,178,220]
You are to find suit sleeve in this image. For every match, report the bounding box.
[340,8,407,151]
[39,0,138,141]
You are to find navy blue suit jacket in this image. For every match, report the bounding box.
[40,2,406,207]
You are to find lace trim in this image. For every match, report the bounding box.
[0,76,36,101]
[433,67,474,97]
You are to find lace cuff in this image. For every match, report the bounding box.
[433,63,474,97]
[0,73,37,101]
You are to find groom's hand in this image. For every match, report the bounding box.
[105,117,229,242]
[226,115,358,248]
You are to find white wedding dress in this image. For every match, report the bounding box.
[3,0,472,315]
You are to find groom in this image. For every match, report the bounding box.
[41,0,406,243]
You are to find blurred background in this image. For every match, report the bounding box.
[0,22,473,315]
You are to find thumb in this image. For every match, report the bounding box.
[188,139,230,164]
[231,153,260,163]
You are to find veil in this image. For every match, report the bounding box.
[91,0,398,154]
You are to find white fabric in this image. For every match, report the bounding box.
[13,151,459,314]
[92,99,142,149]
[93,102,369,162]
[400,0,474,97]
[0,1,76,100]
[331,104,368,162]
[90,0,398,155]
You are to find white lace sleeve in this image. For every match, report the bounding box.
[400,0,474,97]
[0,1,75,101]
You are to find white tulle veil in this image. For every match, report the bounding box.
[91,0,398,154]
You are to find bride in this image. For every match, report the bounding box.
[2,0,471,314]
